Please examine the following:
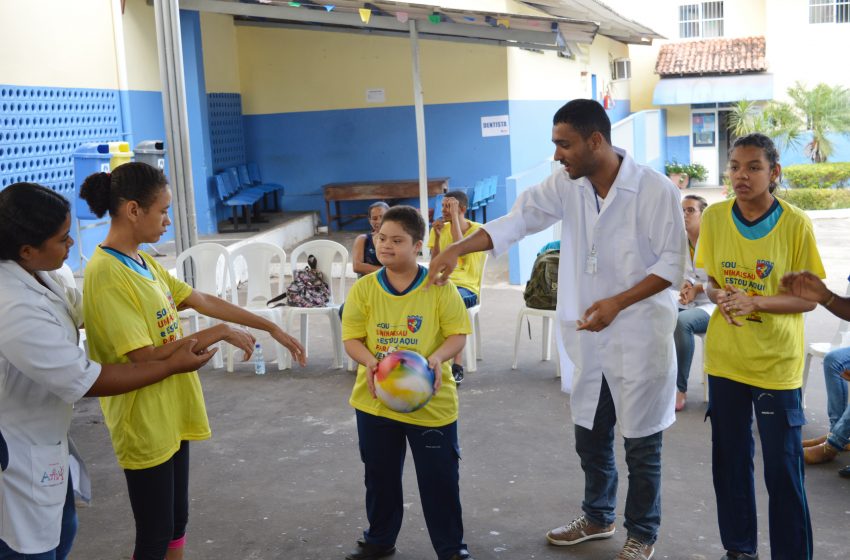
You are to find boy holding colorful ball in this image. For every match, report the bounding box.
[341,205,473,560]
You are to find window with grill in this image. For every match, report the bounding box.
[679,2,724,38]
[809,0,850,23]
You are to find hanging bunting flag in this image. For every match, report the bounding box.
[463,16,476,22]
[496,18,510,28]
[324,4,335,11]
[359,8,372,23]
[428,13,441,24]
[396,11,409,23]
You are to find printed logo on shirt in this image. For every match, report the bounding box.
[720,261,764,323]
[374,321,420,358]
[756,259,774,280]
[40,463,65,487]
[407,315,423,333]
[156,291,181,344]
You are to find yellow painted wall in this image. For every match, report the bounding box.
[123,0,162,91]
[201,13,241,93]
[0,0,119,89]
[236,26,508,115]
[667,105,691,136]
[506,48,583,101]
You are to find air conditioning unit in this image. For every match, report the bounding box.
[613,58,632,80]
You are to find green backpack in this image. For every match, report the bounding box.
[523,249,559,310]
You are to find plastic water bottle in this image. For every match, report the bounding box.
[254,343,266,375]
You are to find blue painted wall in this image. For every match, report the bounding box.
[243,100,513,230]
[780,132,850,165]
[666,135,690,165]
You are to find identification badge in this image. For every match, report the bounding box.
[585,248,598,275]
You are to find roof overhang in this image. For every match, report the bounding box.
[652,74,774,106]
[517,0,664,44]
[181,0,600,51]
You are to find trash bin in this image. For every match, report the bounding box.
[134,140,166,172]
[108,141,134,170]
[73,142,112,220]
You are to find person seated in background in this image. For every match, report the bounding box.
[428,191,486,385]
[782,271,850,475]
[352,201,389,277]
[673,195,713,411]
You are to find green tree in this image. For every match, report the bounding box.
[729,83,850,162]
[786,82,850,162]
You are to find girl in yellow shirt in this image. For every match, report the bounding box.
[79,163,305,560]
[696,133,824,560]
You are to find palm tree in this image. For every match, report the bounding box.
[786,82,850,162]
[729,83,850,162]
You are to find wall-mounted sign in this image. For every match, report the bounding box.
[366,88,385,103]
[481,115,510,137]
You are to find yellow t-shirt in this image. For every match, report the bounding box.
[83,247,211,470]
[342,268,471,427]
[427,220,486,294]
[695,198,825,389]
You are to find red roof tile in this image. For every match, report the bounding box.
[655,36,766,76]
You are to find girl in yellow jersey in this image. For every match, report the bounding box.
[695,134,824,560]
[78,163,305,560]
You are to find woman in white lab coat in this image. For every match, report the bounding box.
[0,182,215,560]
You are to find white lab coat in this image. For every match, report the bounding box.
[0,261,101,554]
[484,150,686,438]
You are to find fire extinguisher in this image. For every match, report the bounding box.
[603,83,615,110]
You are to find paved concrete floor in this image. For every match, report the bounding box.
[68,208,850,560]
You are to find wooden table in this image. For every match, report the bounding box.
[322,177,449,231]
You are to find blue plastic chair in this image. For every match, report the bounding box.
[238,164,283,211]
[214,173,262,232]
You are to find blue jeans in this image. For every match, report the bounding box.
[707,375,812,559]
[823,346,850,451]
[574,377,663,544]
[0,474,77,560]
[673,308,710,393]
[456,287,478,309]
[355,410,467,560]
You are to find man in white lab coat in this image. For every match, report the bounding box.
[426,99,685,560]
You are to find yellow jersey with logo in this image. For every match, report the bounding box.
[83,247,210,470]
[342,271,471,427]
[695,198,824,389]
[427,220,486,294]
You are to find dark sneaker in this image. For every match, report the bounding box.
[345,539,396,560]
[839,465,850,478]
[546,514,616,546]
[452,364,464,385]
[720,552,759,559]
[447,549,473,560]
[616,537,654,559]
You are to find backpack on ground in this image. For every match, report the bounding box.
[286,255,331,307]
[523,249,559,310]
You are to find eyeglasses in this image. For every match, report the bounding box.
[683,207,700,214]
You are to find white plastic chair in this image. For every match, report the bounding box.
[174,243,237,370]
[801,282,850,408]
[463,255,487,373]
[228,242,289,372]
[283,240,349,369]
[512,305,558,370]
